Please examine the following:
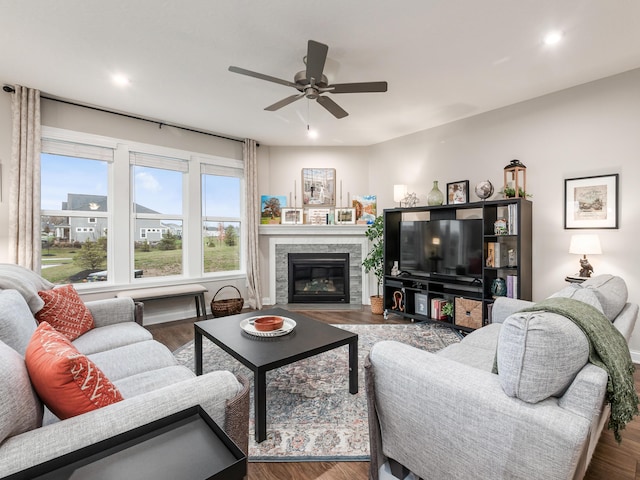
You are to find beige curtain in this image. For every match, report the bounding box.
[244,138,262,309]
[8,85,42,271]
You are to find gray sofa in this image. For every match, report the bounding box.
[366,274,638,480]
[0,265,249,478]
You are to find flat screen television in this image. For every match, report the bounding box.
[399,219,483,279]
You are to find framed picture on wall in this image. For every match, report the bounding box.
[302,168,336,207]
[335,207,356,224]
[564,174,619,229]
[281,208,303,225]
[446,180,469,204]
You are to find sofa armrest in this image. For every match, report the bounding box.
[0,370,244,477]
[367,341,591,480]
[84,297,142,327]
[490,296,534,323]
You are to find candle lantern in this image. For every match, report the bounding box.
[503,159,527,198]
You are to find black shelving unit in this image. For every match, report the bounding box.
[382,199,532,331]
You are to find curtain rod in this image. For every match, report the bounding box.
[3,84,250,145]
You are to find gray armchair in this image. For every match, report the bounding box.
[365,276,637,480]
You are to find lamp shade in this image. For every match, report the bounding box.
[569,234,602,255]
[393,184,408,202]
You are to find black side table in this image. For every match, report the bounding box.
[7,406,246,480]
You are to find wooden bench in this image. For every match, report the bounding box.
[117,284,208,320]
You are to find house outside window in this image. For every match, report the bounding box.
[40,138,111,284]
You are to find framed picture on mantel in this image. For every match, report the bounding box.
[564,174,618,229]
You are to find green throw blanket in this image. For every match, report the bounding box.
[519,297,638,443]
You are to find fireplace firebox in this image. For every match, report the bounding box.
[288,253,350,303]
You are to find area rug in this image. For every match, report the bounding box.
[174,322,460,462]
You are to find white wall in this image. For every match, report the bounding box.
[261,68,640,359]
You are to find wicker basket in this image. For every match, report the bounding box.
[454,297,483,329]
[210,285,244,317]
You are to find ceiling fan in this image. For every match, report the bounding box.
[229,40,388,119]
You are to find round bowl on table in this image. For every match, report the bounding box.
[253,316,284,332]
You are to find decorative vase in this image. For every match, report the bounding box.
[491,278,507,297]
[427,181,444,206]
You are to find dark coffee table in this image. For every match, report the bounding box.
[194,308,358,443]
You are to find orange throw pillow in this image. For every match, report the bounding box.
[25,322,123,419]
[36,284,94,341]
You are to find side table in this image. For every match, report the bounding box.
[6,406,246,480]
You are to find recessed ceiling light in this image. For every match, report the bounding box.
[543,31,563,46]
[112,74,130,87]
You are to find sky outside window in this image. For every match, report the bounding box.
[41,154,108,210]
[202,174,241,217]
[133,166,183,215]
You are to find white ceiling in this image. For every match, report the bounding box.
[2,1,640,146]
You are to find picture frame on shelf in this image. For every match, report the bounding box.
[306,208,331,225]
[260,195,287,224]
[352,194,377,224]
[280,208,303,225]
[564,174,618,229]
[335,207,356,224]
[446,180,469,204]
[301,168,336,207]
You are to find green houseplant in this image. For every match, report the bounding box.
[363,216,385,314]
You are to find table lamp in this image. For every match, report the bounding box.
[569,234,602,277]
[393,184,408,207]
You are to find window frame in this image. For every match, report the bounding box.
[41,126,246,291]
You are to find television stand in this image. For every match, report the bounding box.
[382,199,532,331]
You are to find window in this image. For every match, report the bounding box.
[40,127,244,288]
[202,164,243,274]
[131,154,186,280]
[41,140,111,285]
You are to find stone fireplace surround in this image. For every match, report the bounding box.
[259,225,370,305]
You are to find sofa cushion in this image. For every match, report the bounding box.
[581,274,628,321]
[25,322,123,420]
[36,285,95,341]
[0,289,37,355]
[0,340,43,444]
[497,311,589,403]
[88,340,179,382]
[549,284,604,313]
[72,322,153,355]
[0,263,54,313]
[114,365,195,398]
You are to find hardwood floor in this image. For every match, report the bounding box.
[147,308,640,480]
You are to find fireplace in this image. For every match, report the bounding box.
[288,253,350,303]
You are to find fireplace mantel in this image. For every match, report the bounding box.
[259,225,368,237]
[259,224,370,305]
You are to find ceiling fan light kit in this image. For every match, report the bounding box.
[229,40,388,119]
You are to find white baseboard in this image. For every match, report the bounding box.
[631,350,640,364]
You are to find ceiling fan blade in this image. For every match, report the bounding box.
[228,66,299,89]
[317,96,348,119]
[306,40,328,83]
[264,94,304,111]
[329,81,388,94]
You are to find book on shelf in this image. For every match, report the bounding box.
[486,242,507,268]
[430,298,449,320]
[506,275,518,298]
[507,203,518,235]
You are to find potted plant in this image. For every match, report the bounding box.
[441,301,454,321]
[363,216,385,315]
